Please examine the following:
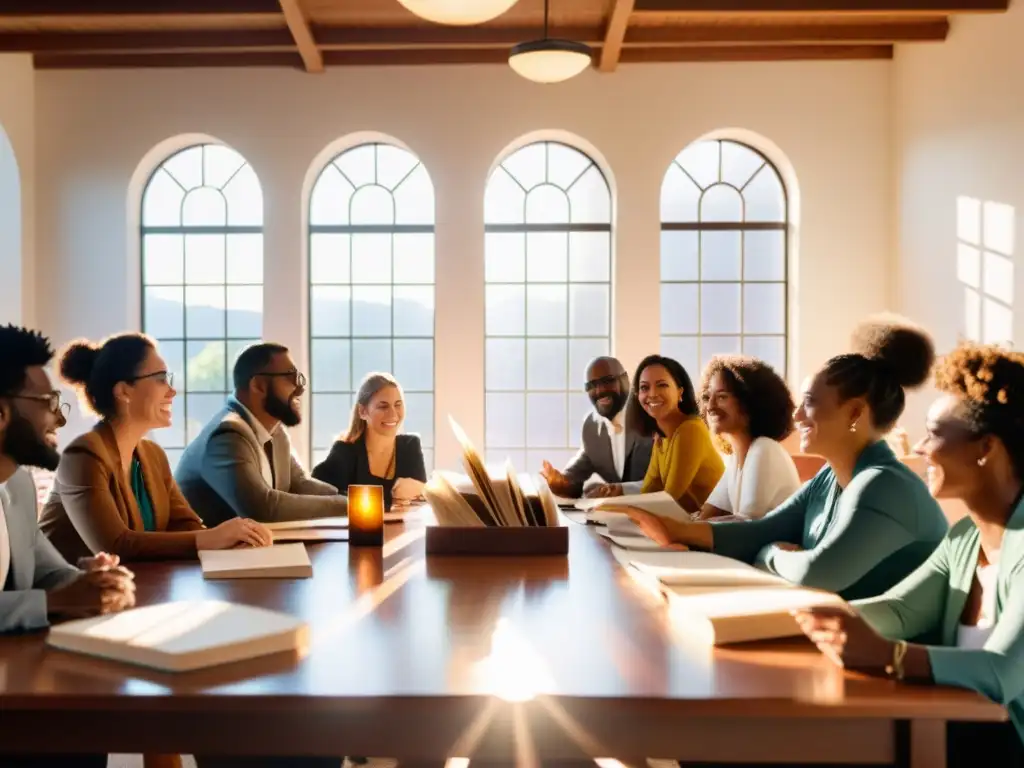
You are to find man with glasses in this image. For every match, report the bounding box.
[175,342,346,526]
[539,356,653,499]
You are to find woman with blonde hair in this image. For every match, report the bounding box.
[312,372,426,511]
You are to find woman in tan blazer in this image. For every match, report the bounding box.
[41,333,271,562]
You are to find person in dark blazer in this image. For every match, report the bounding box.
[539,356,653,498]
[313,372,427,511]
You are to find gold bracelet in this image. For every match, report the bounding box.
[885,640,908,681]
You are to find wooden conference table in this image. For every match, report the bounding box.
[0,515,1005,767]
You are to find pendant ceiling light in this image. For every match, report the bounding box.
[508,0,592,84]
[395,0,520,25]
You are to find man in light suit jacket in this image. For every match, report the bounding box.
[540,356,653,498]
[176,342,347,527]
[0,325,135,767]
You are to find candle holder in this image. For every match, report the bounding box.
[348,484,384,547]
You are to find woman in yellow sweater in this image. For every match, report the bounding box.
[591,355,724,512]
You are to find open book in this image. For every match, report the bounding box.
[198,542,313,579]
[46,600,308,673]
[422,417,560,528]
[575,491,691,524]
[622,550,847,645]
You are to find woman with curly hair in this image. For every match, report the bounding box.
[696,355,801,521]
[614,315,948,600]
[795,342,1024,763]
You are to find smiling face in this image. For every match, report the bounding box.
[585,359,628,419]
[260,352,304,428]
[793,372,864,457]
[119,346,176,431]
[638,364,683,424]
[704,371,749,439]
[0,366,65,471]
[359,384,405,438]
[914,394,987,499]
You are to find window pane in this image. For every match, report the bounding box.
[376,145,419,191]
[675,141,719,189]
[310,165,353,226]
[352,338,393,384]
[526,232,568,282]
[311,338,351,392]
[226,286,262,338]
[402,392,434,448]
[351,185,395,226]
[701,283,741,334]
[701,231,741,281]
[743,336,786,374]
[568,338,608,388]
[185,286,226,338]
[568,392,593,443]
[526,185,569,225]
[142,169,185,227]
[569,232,610,282]
[547,143,591,189]
[186,393,227,443]
[486,393,525,448]
[744,283,785,334]
[744,165,785,222]
[701,336,741,370]
[227,339,259,373]
[568,165,611,224]
[144,234,184,285]
[485,233,525,283]
[660,231,698,282]
[527,285,567,336]
[744,230,786,281]
[660,283,698,335]
[486,285,525,336]
[351,233,392,284]
[660,164,701,224]
[226,234,263,284]
[527,338,568,391]
[162,146,203,191]
[527,393,568,448]
[486,338,525,391]
[394,286,433,337]
[502,142,546,190]
[311,286,351,336]
[393,233,434,285]
[311,234,351,285]
[569,284,609,337]
[700,185,742,223]
[393,164,434,225]
[186,340,226,393]
[311,394,350,450]
[352,286,392,337]
[335,145,375,188]
[145,287,184,339]
[222,164,263,226]
[182,187,227,227]
[721,141,765,189]
[484,167,525,225]
[184,234,225,285]
[203,145,246,188]
[660,335,699,382]
[393,339,433,393]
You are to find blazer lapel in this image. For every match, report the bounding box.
[139,445,171,531]
[6,480,33,591]
[96,422,145,531]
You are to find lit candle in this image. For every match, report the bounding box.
[348,484,384,547]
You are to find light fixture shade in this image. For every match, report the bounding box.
[396,0,520,25]
[508,39,593,84]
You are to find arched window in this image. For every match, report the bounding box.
[660,139,788,378]
[484,140,612,470]
[141,143,263,468]
[308,142,435,469]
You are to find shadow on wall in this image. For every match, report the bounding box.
[957,196,1015,346]
[0,124,21,326]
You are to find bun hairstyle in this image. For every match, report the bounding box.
[935,343,1024,480]
[821,314,935,432]
[59,333,154,420]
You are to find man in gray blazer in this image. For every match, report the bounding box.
[0,325,135,644]
[540,356,653,498]
[176,342,347,527]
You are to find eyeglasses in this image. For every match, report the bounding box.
[7,391,71,418]
[128,370,174,387]
[585,374,622,392]
[256,370,307,388]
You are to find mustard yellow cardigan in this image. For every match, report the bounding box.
[640,416,725,513]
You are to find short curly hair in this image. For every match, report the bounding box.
[934,342,1024,480]
[0,325,54,396]
[699,355,795,453]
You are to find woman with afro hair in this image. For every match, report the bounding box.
[612,315,948,601]
[696,355,801,521]
[796,341,1024,763]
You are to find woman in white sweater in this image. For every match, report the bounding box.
[697,355,801,521]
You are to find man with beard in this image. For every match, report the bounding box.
[539,356,653,499]
[175,343,346,526]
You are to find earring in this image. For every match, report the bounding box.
[978,457,988,467]
[849,423,857,433]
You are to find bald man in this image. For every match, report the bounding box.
[539,356,653,499]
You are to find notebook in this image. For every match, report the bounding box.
[575,491,691,523]
[198,543,312,579]
[46,600,309,672]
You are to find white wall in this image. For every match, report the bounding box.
[895,5,1024,437]
[0,54,35,328]
[34,61,893,467]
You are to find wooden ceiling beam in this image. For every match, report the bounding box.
[628,19,949,44]
[0,29,295,53]
[621,43,894,60]
[277,0,322,72]
[634,0,1006,11]
[599,0,637,73]
[0,0,278,13]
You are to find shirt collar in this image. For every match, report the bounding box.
[597,410,625,433]
[228,395,276,446]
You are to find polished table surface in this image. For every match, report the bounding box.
[0,517,1006,762]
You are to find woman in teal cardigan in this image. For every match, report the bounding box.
[795,342,1024,763]
[617,316,948,600]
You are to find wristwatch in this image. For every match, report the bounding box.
[885,640,908,681]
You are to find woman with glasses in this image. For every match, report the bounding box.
[40,333,272,561]
[313,371,427,512]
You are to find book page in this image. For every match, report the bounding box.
[199,543,311,575]
[264,517,348,531]
[665,585,846,617]
[596,529,666,551]
[627,550,786,587]
[577,491,691,522]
